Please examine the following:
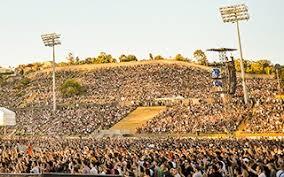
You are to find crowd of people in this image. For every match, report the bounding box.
[245,99,284,133]
[0,61,283,177]
[137,98,250,134]
[246,78,279,100]
[0,61,283,135]
[0,137,283,177]
[138,96,283,134]
[0,62,212,108]
[13,103,135,136]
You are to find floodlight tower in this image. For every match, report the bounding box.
[219,4,249,104]
[41,33,61,112]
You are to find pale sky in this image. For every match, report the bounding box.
[0,0,283,67]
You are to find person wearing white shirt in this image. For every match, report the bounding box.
[276,163,284,177]
[90,162,98,175]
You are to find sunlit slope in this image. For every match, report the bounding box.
[110,106,166,133]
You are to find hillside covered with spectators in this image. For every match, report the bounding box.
[0,60,283,135]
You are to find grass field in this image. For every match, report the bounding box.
[110,106,166,133]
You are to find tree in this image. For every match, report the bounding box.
[264,66,273,75]
[57,62,69,67]
[250,62,263,74]
[149,53,154,60]
[95,52,116,63]
[127,55,138,62]
[193,49,208,65]
[119,54,138,62]
[234,59,241,72]
[245,61,252,73]
[66,53,75,65]
[59,79,85,97]
[174,54,188,62]
[257,59,271,68]
[257,59,271,74]
[154,55,164,60]
[119,54,127,62]
[83,57,94,64]
[31,62,43,71]
[75,56,80,64]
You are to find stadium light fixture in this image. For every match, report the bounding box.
[219,4,249,104]
[41,33,61,112]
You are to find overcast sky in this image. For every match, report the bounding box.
[0,0,283,67]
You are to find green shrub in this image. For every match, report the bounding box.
[60,79,85,97]
[0,75,6,86]
[119,54,138,62]
[154,55,164,60]
[174,54,188,62]
[20,77,30,86]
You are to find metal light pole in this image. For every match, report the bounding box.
[41,33,61,112]
[220,4,249,104]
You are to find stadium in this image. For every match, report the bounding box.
[0,1,284,177]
